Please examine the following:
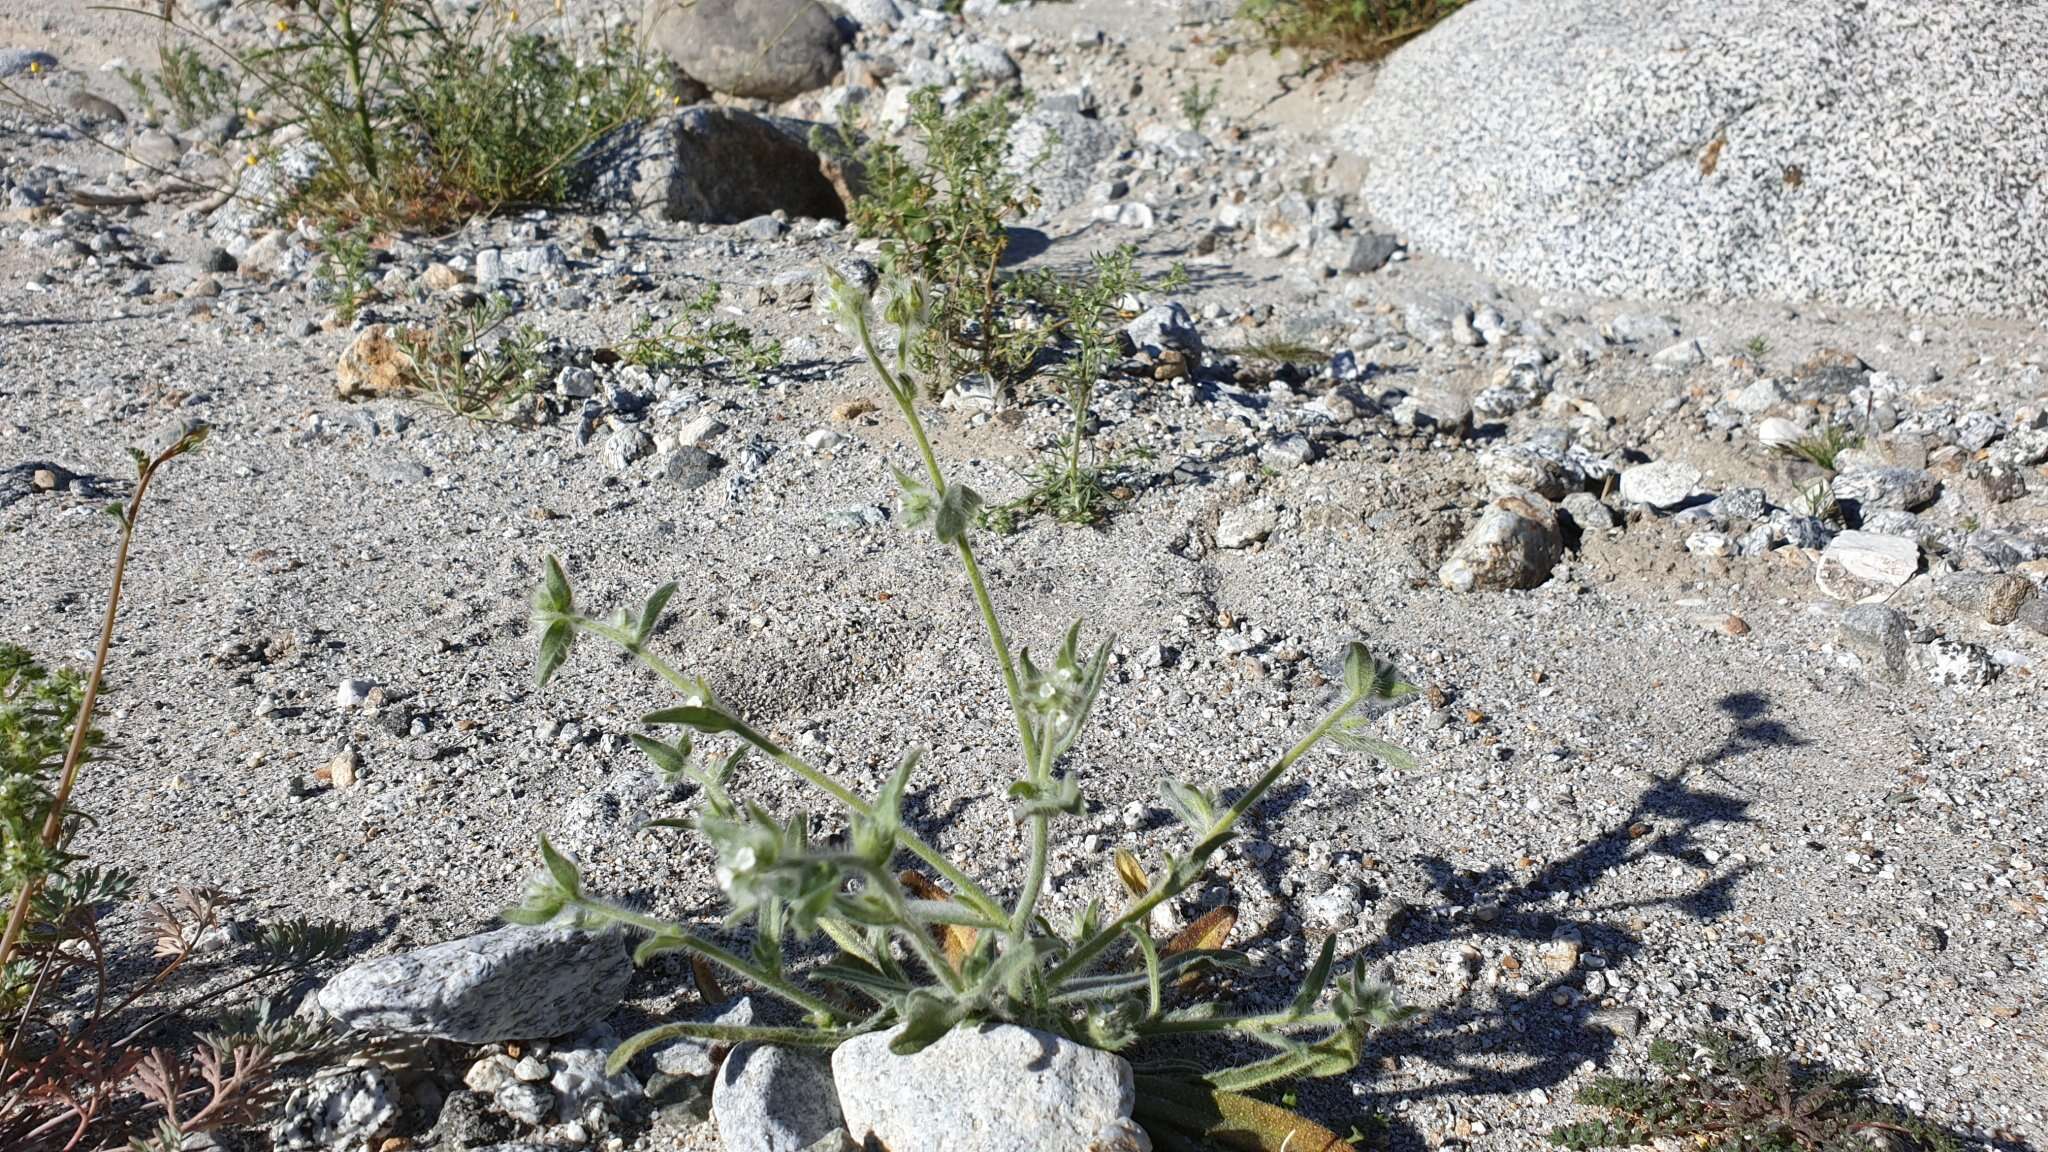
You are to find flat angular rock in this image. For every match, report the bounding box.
[1617,460,1701,509]
[833,1024,1150,1152]
[1439,490,1563,593]
[1832,466,1941,513]
[1935,572,2036,626]
[715,1043,844,1152]
[317,926,630,1043]
[1817,531,1920,602]
[645,0,846,100]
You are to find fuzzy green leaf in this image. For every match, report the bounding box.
[643,705,738,733]
[538,835,581,897]
[536,620,574,689]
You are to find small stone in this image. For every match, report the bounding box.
[663,447,722,490]
[1934,571,2035,626]
[1439,490,1563,593]
[1216,504,1280,550]
[677,415,728,445]
[273,1066,397,1150]
[325,749,360,789]
[494,1080,554,1126]
[1388,386,1472,438]
[1756,416,1806,448]
[1588,1006,1643,1038]
[1832,466,1941,514]
[650,998,758,1077]
[1617,460,1702,509]
[1840,603,1910,680]
[335,327,421,401]
[1921,638,1996,689]
[1123,302,1201,355]
[714,1044,844,1152]
[1651,338,1705,372]
[833,1024,1149,1152]
[601,426,654,471]
[1560,492,1616,532]
[335,679,377,711]
[802,427,845,453]
[1258,435,1315,470]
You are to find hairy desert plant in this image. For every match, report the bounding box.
[1549,1030,1962,1152]
[0,423,208,971]
[396,297,548,420]
[1241,0,1465,62]
[312,224,377,326]
[510,266,1418,1147]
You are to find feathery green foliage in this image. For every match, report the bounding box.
[0,649,97,914]
[1549,1030,1963,1151]
[511,264,1418,1142]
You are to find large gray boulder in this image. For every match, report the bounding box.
[645,0,847,101]
[1345,0,2048,316]
[317,926,630,1043]
[714,1043,845,1152]
[833,1024,1150,1152]
[583,106,850,223]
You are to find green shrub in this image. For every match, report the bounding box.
[141,1,657,229]
[509,265,1419,1149]
[827,88,1042,395]
[1240,0,1465,62]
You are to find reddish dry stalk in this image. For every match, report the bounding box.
[0,428,206,1041]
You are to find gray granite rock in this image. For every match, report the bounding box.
[1817,531,1920,600]
[715,1043,845,1152]
[273,1066,397,1150]
[1618,460,1701,509]
[1935,571,2036,626]
[317,926,630,1043]
[1840,603,1909,680]
[1832,466,1941,514]
[834,1024,1150,1152]
[586,107,848,224]
[645,0,846,101]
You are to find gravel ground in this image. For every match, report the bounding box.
[2,1,2045,1149]
[1347,0,2048,317]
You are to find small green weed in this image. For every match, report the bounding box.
[610,284,783,387]
[397,298,547,420]
[1550,1029,1962,1152]
[1240,0,1465,62]
[313,225,377,326]
[119,42,236,130]
[1778,425,1861,471]
[1180,80,1220,131]
[510,265,1419,1151]
[1743,334,1772,359]
[991,246,1184,530]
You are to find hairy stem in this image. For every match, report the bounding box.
[569,896,844,1022]
[856,314,1041,771]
